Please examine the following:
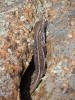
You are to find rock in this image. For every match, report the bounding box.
[0,0,75,100]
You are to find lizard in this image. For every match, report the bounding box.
[30,20,47,94]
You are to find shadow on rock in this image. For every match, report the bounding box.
[20,57,35,100]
